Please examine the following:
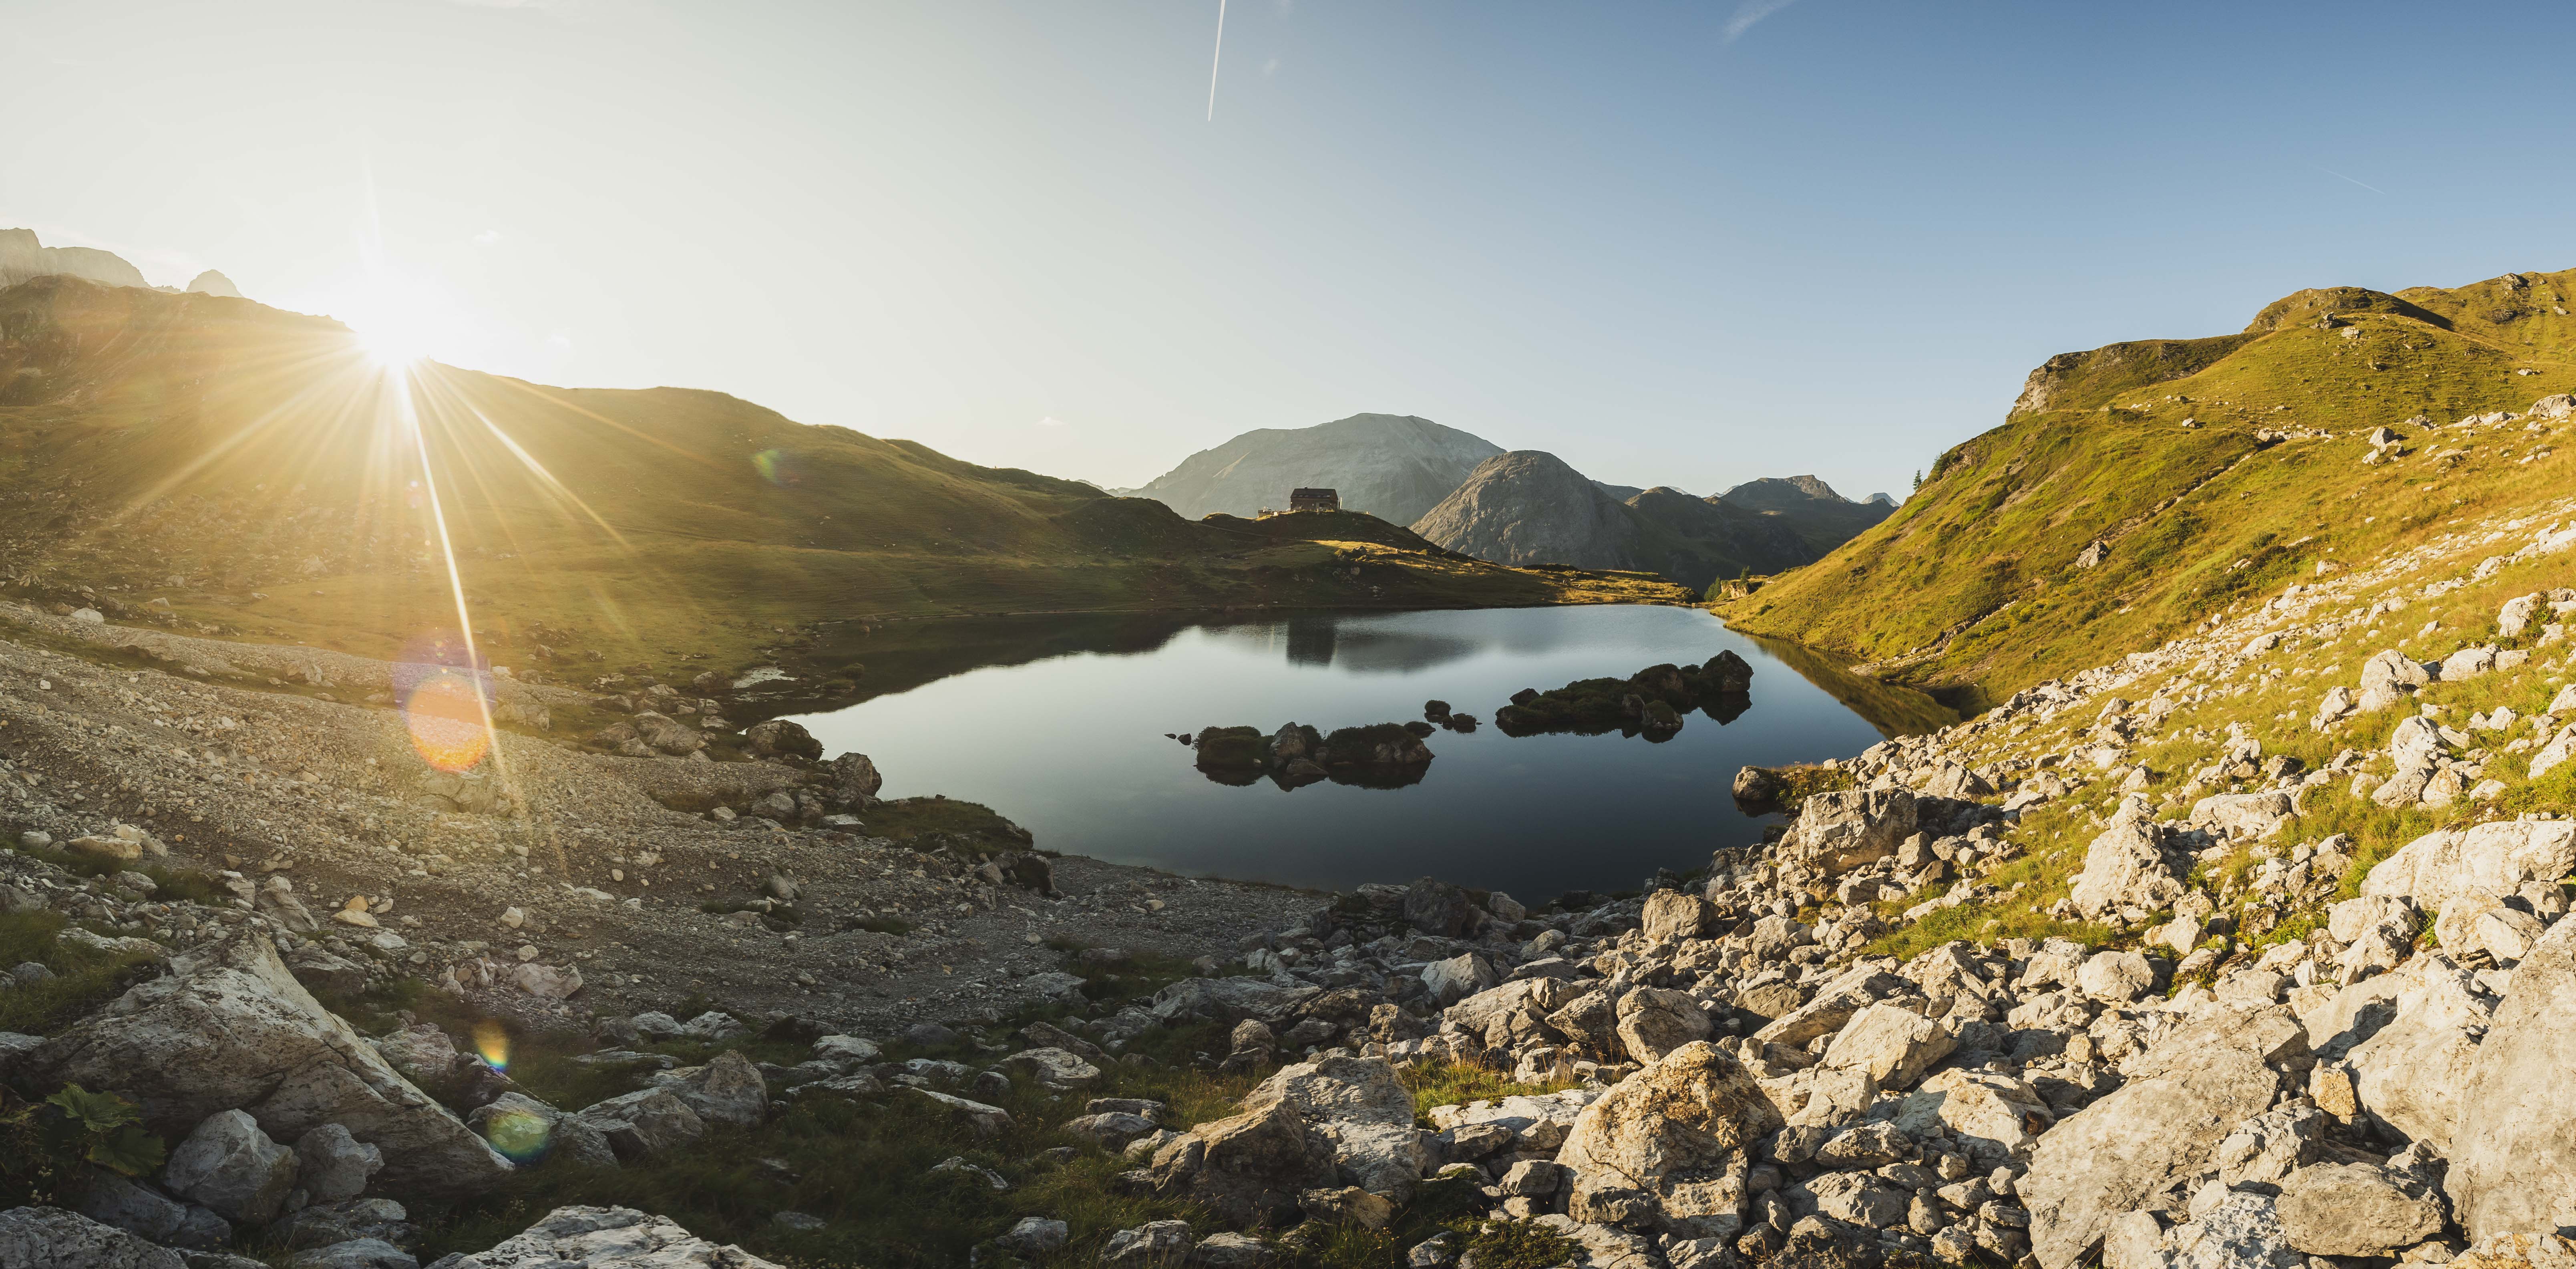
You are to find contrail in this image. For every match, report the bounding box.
[1207,0,1227,121]
[2315,164,2386,195]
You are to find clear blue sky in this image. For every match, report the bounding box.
[9,1,2574,502]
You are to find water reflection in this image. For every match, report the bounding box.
[1203,614,1482,673]
[782,606,1954,897]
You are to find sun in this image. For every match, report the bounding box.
[357,316,431,367]
[336,266,461,368]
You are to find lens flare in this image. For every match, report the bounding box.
[480,1104,553,1163]
[751,448,805,487]
[473,1019,511,1072]
[402,671,492,773]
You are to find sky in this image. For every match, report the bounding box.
[10,1,2576,503]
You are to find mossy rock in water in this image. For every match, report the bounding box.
[1492,652,1753,737]
[1320,723,1433,768]
[1192,725,1270,771]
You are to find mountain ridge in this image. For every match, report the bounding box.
[1723,264,2576,709]
[0,277,1686,682]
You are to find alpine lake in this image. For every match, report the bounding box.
[774,605,1951,902]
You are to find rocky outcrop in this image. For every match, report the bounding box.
[20,932,513,1196]
[2023,1005,2307,1269]
[1778,789,1916,875]
[424,1204,782,1267]
[2067,797,2192,919]
[1556,1041,1782,1238]
[2448,915,2576,1243]
[2361,821,2576,913]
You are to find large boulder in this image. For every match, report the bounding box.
[1614,987,1712,1064]
[423,1203,783,1267]
[1400,878,1483,937]
[2276,1161,2446,1256]
[2359,649,2434,695]
[645,1051,767,1128]
[1821,1001,1955,1090]
[1781,789,1917,875]
[1886,1069,2053,1169]
[2160,1190,2305,1269]
[2022,1005,2305,1269]
[2345,953,2492,1152]
[20,933,511,1196]
[163,1110,299,1223]
[1641,890,1711,943]
[1139,1097,1337,1227]
[1556,1041,1784,1238]
[2068,798,2188,919]
[1242,1057,1426,1201]
[567,1088,706,1162]
[826,751,883,804]
[2361,821,2576,913]
[1753,963,1907,1049]
[0,1206,186,1269]
[742,719,822,763]
[296,1124,384,1204]
[2190,791,2296,842]
[1420,953,1498,1006]
[2448,914,2576,1243]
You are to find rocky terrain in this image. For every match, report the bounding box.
[1,428,2573,1268]
[1122,415,1507,526]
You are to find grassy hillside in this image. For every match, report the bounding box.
[0,278,1684,682]
[1723,266,2576,710]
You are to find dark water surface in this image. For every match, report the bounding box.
[783,606,1947,901]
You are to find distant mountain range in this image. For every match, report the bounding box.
[1412,453,1889,588]
[0,228,242,299]
[1122,415,1891,588]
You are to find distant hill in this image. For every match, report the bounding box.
[1410,451,1827,589]
[1126,413,1504,524]
[0,228,149,290]
[186,270,243,298]
[1721,265,2576,709]
[0,278,1685,681]
[1716,474,1896,555]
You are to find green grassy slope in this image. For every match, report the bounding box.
[0,279,1685,680]
[1723,266,2576,709]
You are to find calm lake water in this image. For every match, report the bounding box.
[782,606,1945,902]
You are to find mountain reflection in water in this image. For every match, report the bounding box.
[783,605,1949,898]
